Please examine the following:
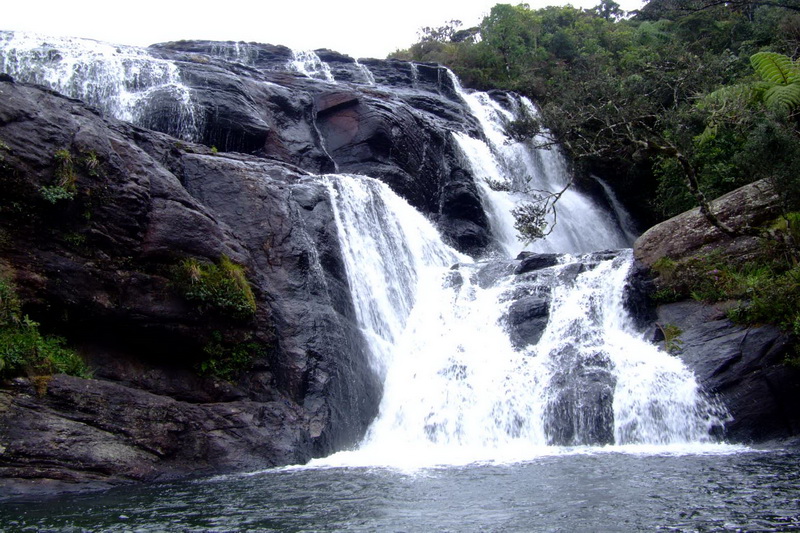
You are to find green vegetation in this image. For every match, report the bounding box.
[650,233,800,335]
[173,255,257,319]
[0,273,89,380]
[40,148,78,203]
[199,330,266,381]
[80,150,101,177]
[659,323,684,354]
[38,148,104,204]
[396,0,800,335]
[394,0,800,223]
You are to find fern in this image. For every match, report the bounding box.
[750,52,800,112]
[763,84,800,112]
[751,52,800,86]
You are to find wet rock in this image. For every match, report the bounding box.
[505,295,550,348]
[0,375,310,498]
[657,301,800,443]
[514,253,560,275]
[544,347,616,446]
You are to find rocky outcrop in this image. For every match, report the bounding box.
[655,301,800,442]
[0,78,379,494]
[143,40,490,254]
[633,179,800,443]
[0,374,309,499]
[634,179,781,268]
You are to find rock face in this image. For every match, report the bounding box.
[142,40,490,255]
[655,301,800,442]
[0,78,381,495]
[633,179,800,443]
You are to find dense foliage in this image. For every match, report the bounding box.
[392,0,800,224]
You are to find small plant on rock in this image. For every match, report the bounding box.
[199,330,266,381]
[40,148,78,203]
[174,255,257,319]
[0,274,89,379]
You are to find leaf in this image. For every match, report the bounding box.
[763,83,800,112]
[750,52,800,86]
[747,52,800,112]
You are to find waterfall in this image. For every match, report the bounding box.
[354,60,376,85]
[0,31,202,141]
[323,174,468,377]
[592,174,640,245]
[0,33,728,465]
[208,42,259,65]
[449,76,633,257]
[316,177,727,468]
[288,50,335,82]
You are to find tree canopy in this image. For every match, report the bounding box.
[391,0,800,227]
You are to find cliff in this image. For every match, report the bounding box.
[0,38,496,497]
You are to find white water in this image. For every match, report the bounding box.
[354,60,376,85]
[592,174,641,244]
[0,32,201,141]
[208,42,259,65]
[288,49,335,82]
[303,69,730,469]
[315,171,728,469]
[450,79,632,257]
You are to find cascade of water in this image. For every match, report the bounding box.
[323,174,467,375]
[448,74,634,257]
[409,62,420,87]
[354,60,376,85]
[591,175,640,245]
[0,31,202,141]
[535,251,727,446]
[209,42,258,65]
[288,50,335,82]
[317,171,727,468]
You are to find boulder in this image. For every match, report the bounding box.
[634,179,781,268]
[506,295,550,348]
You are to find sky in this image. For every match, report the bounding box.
[4,0,645,60]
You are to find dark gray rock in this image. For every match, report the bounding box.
[514,252,560,275]
[544,346,616,446]
[0,374,309,499]
[656,301,800,442]
[141,40,490,255]
[506,295,550,349]
[0,80,379,491]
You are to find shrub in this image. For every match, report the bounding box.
[0,275,90,379]
[40,148,79,204]
[199,331,266,381]
[39,185,76,204]
[174,255,256,319]
[651,240,800,337]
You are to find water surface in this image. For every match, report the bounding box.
[4,446,799,532]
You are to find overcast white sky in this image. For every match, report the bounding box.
[4,0,645,59]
